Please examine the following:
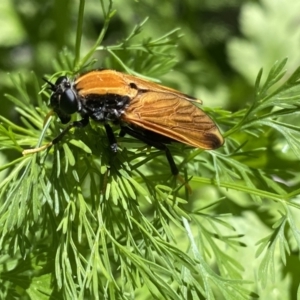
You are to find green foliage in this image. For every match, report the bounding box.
[0,0,300,299]
[228,0,300,85]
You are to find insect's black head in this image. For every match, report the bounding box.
[43,76,79,124]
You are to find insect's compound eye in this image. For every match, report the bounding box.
[54,76,68,86]
[59,88,78,115]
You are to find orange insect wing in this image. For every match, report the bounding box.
[75,70,201,103]
[122,91,224,149]
[75,70,137,98]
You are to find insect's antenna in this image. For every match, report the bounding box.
[42,77,56,91]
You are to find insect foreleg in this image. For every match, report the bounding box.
[22,117,90,155]
[52,117,89,145]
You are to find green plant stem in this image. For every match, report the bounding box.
[73,0,85,68]
[76,0,115,71]
[193,177,300,208]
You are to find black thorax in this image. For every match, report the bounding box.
[79,94,130,123]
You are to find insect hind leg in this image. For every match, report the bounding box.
[120,126,179,175]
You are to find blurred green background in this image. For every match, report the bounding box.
[1,0,300,298]
[3,0,300,120]
[0,0,300,114]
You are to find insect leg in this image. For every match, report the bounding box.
[120,126,179,175]
[22,117,89,155]
[52,117,89,145]
[119,127,126,138]
[104,124,118,152]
